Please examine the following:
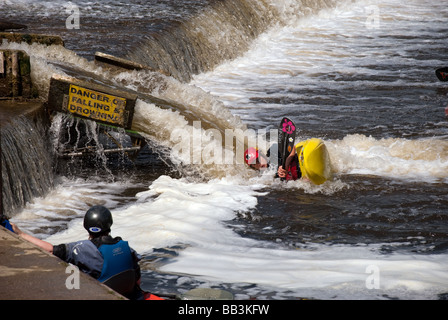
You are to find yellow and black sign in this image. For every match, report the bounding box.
[65,84,127,126]
[47,75,137,129]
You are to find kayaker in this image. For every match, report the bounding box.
[11,205,145,300]
[244,146,301,181]
[276,146,301,181]
[244,147,269,171]
[245,138,331,185]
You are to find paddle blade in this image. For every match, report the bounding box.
[278,117,296,167]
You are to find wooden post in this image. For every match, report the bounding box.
[0,49,37,98]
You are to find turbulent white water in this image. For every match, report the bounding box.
[6,0,448,300]
[13,173,448,300]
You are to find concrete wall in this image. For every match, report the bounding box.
[0,226,124,300]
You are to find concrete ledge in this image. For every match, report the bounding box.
[0,32,64,46]
[0,226,125,300]
[0,99,44,124]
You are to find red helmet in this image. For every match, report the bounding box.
[244,147,259,165]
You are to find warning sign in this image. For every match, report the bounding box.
[65,84,128,126]
[47,75,137,130]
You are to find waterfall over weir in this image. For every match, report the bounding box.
[0,0,340,215]
[126,0,339,82]
[1,110,54,216]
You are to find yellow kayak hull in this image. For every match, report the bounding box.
[296,138,332,185]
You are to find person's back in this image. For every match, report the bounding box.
[12,205,155,299]
[53,205,142,299]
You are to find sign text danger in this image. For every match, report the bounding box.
[67,84,127,126]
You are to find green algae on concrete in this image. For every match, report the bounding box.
[0,32,64,46]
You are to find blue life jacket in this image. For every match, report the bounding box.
[97,240,134,283]
[1,218,14,232]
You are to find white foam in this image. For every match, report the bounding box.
[43,175,264,252]
[18,174,445,299]
[327,134,448,182]
[161,242,448,299]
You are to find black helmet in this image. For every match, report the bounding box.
[83,205,113,234]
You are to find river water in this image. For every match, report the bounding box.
[3,0,448,300]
